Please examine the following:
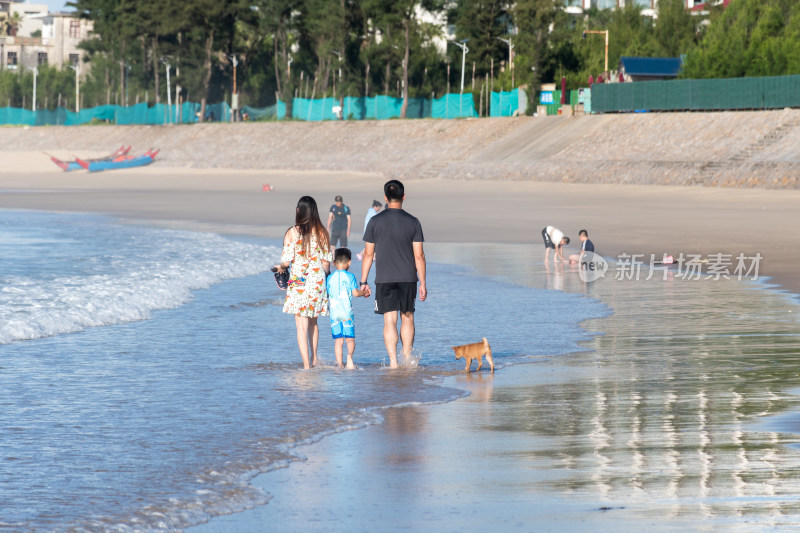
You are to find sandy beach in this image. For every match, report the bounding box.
[2,157,799,292]
[3,126,800,531]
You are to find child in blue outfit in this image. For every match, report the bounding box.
[326,248,368,369]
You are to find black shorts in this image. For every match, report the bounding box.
[542,227,555,249]
[330,228,347,247]
[374,282,417,314]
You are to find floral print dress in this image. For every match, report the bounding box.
[281,227,332,317]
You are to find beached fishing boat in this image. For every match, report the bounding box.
[76,149,158,172]
[49,146,131,172]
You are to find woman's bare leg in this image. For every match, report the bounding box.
[309,317,319,367]
[294,315,311,369]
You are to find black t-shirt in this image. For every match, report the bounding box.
[363,208,424,283]
[329,204,350,230]
[582,239,595,253]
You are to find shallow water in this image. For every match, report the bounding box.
[0,211,605,531]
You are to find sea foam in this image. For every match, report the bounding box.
[0,223,279,344]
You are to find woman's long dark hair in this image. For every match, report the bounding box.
[295,196,329,253]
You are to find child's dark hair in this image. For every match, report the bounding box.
[579,229,588,237]
[334,248,352,264]
[372,200,382,208]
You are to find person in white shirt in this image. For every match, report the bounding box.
[542,225,570,263]
[356,200,382,261]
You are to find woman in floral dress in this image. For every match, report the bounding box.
[275,196,332,369]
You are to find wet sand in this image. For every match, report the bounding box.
[3,158,800,529]
[1,159,800,292]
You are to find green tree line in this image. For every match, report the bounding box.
[0,0,796,116]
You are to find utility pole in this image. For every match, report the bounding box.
[582,29,609,74]
[68,63,80,112]
[498,38,515,89]
[161,57,171,123]
[27,66,37,112]
[226,54,239,121]
[331,50,342,99]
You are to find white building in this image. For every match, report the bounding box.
[0,1,92,74]
[564,0,706,19]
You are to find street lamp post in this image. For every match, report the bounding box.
[451,39,469,117]
[27,66,38,112]
[498,38,515,89]
[582,29,609,75]
[68,63,80,112]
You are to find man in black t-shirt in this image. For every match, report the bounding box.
[326,195,351,251]
[361,180,427,369]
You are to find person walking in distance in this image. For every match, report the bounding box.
[357,200,382,261]
[327,195,351,253]
[361,180,427,368]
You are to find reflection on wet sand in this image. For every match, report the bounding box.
[496,265,800,524]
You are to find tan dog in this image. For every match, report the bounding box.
[452,338,494,373]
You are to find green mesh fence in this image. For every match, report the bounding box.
[490,89,520,117]
[591,74,800,113]
[242,102,286,121]
[0,93,481,125]
[290,93,477,121]
[0,101,286,126]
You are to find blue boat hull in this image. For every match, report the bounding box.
[87,155,155,172]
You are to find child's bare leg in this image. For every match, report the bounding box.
[334,337,344,368]
[345,338,356,369]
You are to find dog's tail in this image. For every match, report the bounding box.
[483,338,494,372]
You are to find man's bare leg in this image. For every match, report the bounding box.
[545,247,550,262]
[383,311,399,368]
[399,311,415,362]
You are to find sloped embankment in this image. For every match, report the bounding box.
[3,109,799,188]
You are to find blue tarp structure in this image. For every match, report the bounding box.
[619,57,682,79]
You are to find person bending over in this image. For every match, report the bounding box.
[542,225,570,263]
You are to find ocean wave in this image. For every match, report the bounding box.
[0,230,280,344]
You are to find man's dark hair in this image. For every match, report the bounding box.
[334,248,352,263]
[384,180,404,202]
[372,200,382,208]
[579,229,588,237]
[563,237,571,245]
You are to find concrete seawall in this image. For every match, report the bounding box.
[3,109,799,188]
